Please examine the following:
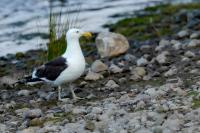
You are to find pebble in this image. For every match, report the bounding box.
[124,54,136,63]
[164,67,177,77]
[182,57,190,62]
[85,70,104,81]
[15,108,30,117]
[131,67,146,77]
[145,88,157,98]
[17,90,31,96]
[196,60,200,65]
[91,60,108,73]
[190,32,200,39]
[184,51,195,58]
[188,39,200,47]
[137,57,148,66]
[156,51,169,64]
[177,30,189,38]
[162,118,181,131]
[23,109,42,119]
[91,107,103,114]
[109,64,123,73]
[0,124,6,133]
[119,77,127,84]
[84,121,95,131]
[155,39,170,51]
[17,127,40,133]
[173,42,182,50]
[105,80,119,89]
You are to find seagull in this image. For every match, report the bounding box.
[18,28,92,102]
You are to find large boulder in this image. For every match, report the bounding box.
[95,32,130,58]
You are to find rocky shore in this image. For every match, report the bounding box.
[0,3,200,133]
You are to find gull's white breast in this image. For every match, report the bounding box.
[54,56,85,86]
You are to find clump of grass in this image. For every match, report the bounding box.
[192,98,200,109]
[47,2,67,61]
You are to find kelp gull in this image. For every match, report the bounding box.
[19,28,92,101]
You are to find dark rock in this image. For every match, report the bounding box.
[23,109,43,119]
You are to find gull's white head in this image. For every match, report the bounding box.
[66,28,92,40]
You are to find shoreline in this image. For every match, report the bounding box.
[0,3,200,132]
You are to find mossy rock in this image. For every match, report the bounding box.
[15,52,25,59]
[85,121,95,131]
[29,118,45,127]
[192,99,200,109]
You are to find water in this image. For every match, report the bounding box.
[0,0,197,56]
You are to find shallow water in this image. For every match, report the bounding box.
[0,0,197,56]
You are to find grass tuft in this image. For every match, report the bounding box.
[47,3,68,61]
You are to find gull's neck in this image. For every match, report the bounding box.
[62,37,83,58]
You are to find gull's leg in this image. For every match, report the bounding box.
[69,84,84,100]
[58,86,69,102]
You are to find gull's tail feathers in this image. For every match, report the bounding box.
[15,76,43,85]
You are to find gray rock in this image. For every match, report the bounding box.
[177,30,189,38]
[184,51,195,58]
[190,32,200,39]
[91,60,108,73]
[162,118,181,131]
[0,60,6,67]
[167,101,178,110]
[188,39,200,48]
[84,121,95,131]
[152,126,163,133]
[73,106,87,114]
[23,109,42,119]
[185,108,200,121]
[39,125,60,133]
[96,32,130,58]
[156,51,169,64]
[131,67,146,77]
[196,60,200,65]
[164,67,177,77]
[182,57,190,62]
[61,120,86,133]
[15,108,30,117]
[136,101,145,109]
[124,54,136,63]
[119,77,127,84]
[63,104,73,113]
[147,112,164,125]
[140,45,152,52]
[109,64,123,73]
[130,74,141,81]
[91,107,103,114]
[17,127,40,133]
[162,128,172,133]
[173,42,182,50]
[145,88,157,97]
[1,91,10,100]
[17,90,31,96]
[105,80,119,89]
[137,57,148,66]
[135,129,153,133]
[0,124,6,133]
[190,69,199,74]
[85,70,103,81]
[155,39,171,51]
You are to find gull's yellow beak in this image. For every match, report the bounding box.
[82,32,92,39]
